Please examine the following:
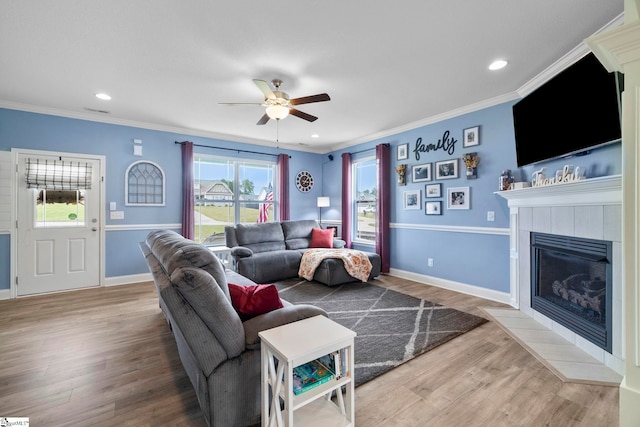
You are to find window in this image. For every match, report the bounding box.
[353,157,377,243]
[193,156,277,244]
[24,158,92,228]
[35,190,86,228]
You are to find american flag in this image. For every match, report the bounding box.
[257,183,273,223]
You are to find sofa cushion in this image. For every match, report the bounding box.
[171,266,245,358]
[310,228,334,248]
[282,219,318,250]
[235,222,286,253]
[165,244,231,301]
[228,283,284,321]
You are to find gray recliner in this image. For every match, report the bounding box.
[140,229,327,426]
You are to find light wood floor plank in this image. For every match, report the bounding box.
[0,275,619,426]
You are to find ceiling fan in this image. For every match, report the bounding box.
[220,79,330,125]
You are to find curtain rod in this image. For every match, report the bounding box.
[350,142,389,156]
[174,141,289,158]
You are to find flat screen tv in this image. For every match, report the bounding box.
[512,52,623,167]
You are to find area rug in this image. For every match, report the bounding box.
[275,279,488,387]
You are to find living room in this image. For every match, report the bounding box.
[2,2,640,426]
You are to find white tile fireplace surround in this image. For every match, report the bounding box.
[497,175,623,377]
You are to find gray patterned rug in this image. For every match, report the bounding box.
[275,278,488,387]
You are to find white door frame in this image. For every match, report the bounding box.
[10,148,105,298]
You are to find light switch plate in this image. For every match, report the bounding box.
[110,211,124,220]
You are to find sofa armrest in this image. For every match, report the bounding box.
[242,304,328,347]
[231,247,253,258]
[333,239,346,248]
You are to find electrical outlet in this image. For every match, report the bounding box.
[428,258,434,267]
[487,211,495,221]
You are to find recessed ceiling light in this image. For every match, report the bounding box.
[489,59,508,71]
[311,134,320,138]
[95,93,112,100]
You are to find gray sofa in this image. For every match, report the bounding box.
[140,229,327,427]
[225,219,381,286]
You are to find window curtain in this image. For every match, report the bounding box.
[25,158,92,190]
[278,154,290,221]
[376,143,391,273]
[181,141,194,240]
[341,153,352,248]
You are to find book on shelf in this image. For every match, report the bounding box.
[292,356,335,395]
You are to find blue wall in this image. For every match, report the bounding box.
[0,101,622,297]
[323,100,622,294]
[0,108,326,287]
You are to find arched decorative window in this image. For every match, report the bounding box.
[125,160,165,206]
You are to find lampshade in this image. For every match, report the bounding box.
[266,104,289,120]
[317,196,330,208]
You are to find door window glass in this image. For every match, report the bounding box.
[35,189,86,228]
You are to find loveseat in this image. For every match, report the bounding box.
[225,219,381,286]
[140,229,327,427]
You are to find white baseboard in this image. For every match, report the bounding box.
[0,289,11,300]
[104,273,153,287]
[388,268,512,305]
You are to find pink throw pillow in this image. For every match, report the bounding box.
[310,228,334,248]
[227,283,284,321]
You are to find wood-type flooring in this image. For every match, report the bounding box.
[0,275,619,426]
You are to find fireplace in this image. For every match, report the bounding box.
[530,232,612,352]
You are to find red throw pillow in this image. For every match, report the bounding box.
[310,228,334,248]
[227,283,284,321]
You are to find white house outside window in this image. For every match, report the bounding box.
[193,156,277,244]
[352,156,377,244]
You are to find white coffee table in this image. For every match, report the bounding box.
[258,315,356,427]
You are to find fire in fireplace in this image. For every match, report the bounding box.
[530,232,612,352]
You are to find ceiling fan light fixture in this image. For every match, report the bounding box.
[266,104,289,120]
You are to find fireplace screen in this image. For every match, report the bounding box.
[531,232,612,352]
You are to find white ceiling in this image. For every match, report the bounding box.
[0,1,624,153]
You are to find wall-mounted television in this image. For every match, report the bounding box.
[512,52,623,168]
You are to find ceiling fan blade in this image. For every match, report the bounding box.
[289,93,330,105]
[253,79,276,100]
[256,113,270,125]
[289,108,318,122]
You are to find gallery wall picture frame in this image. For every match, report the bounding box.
[397,143,409,160]
[404,189,421,210]
[447,186,470,210]
[425,183,441,198]
[411,163,431,182]
[463,126,480,148]
[425,201,442,215]
[435,159,459,180]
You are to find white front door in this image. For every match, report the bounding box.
[15,151,102,296]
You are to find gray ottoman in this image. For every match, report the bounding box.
[312,252,382,286]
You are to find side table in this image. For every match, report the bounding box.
[206,245,234,270]
[258,315,356,427]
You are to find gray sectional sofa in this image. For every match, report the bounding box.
[140,229,327,427]
[225,219,381,286]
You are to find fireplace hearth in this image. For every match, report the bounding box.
[531,232,612,352]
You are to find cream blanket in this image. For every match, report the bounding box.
[298,248,373,282]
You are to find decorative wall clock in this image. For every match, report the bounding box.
[295,170,314,192]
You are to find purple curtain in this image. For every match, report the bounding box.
[278,154,290,221]
[181,141,194,240]
[376,143,391,273]
[341,153,352,248]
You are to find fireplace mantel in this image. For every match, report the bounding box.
[495,174,621,207]
[493,172,624,377]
